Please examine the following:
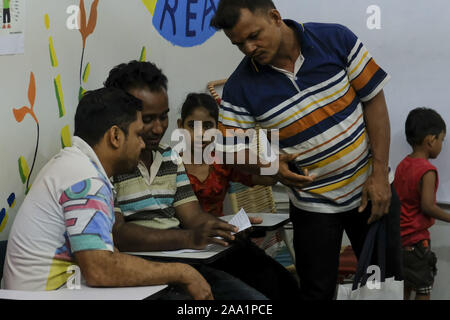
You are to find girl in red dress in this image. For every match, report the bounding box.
[177,93,276,217]
[177,93,300,300]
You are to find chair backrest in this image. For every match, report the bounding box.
[228,182,277,214]
[207,79,227,105]
[0,240,7,281]
[227,121,277,214]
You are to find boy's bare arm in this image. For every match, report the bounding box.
[421,171,450,222]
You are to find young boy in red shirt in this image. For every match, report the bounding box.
[394,107,449,300]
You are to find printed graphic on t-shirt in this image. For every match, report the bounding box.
[45,177,114,290]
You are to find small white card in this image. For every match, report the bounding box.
[228,208,252,233]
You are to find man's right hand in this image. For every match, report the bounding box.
[188,219,238,249]
[179,264,214,300]
[276,153,316,188]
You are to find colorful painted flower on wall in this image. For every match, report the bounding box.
[142,0,219,47]
[12,72,40,194]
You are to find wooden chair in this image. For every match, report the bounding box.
[228,181,289,258]
[207,79,227,104]
[228,182,276,214]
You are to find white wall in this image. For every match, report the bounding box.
[275,0,450,204]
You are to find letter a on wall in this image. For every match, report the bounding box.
[143,0,219,47]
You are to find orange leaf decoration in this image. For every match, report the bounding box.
[12,72,39,124]
[28,72,36,107]
[79,0,87,47]
[86,0,99,38]
[79,0,99,48]
[13,106,31,123]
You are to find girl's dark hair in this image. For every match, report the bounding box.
[405,107,446,147]
[180,93,219,124]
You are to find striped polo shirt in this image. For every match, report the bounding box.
[219,20,393,213]
[113,144,197,229]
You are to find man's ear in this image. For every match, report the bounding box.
[108,126,124,149]
[268,9,282,25]
[177,118,183,129]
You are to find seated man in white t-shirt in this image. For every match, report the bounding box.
[3,88,212,299]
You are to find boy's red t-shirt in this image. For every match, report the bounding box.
[394,156,438,247]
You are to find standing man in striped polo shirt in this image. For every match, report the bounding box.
[211,0,402,300]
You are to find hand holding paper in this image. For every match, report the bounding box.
[228,208,252,234]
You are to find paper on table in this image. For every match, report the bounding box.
[228,208,252,233]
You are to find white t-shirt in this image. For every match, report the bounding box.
[3,137,115,291]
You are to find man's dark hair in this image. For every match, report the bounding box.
[104,60,168,93]
[405,107,446,147]
[74,87,143,147]
[210,0,276,30]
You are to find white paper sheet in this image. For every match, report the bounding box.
[228,208,252,233]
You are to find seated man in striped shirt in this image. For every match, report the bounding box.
[104,60,268,300]
[210,0,403,300]
[3,88,212,299]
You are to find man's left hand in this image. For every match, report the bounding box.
[358,173,391,224]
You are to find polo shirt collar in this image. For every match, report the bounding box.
[137,145,164,186]
[284,19,307,47]
[72,136,113,190]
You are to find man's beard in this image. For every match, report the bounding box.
[114,154,140,176]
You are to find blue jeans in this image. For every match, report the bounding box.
[159,264,268,300]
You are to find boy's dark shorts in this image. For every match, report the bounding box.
[403,240,437,295]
